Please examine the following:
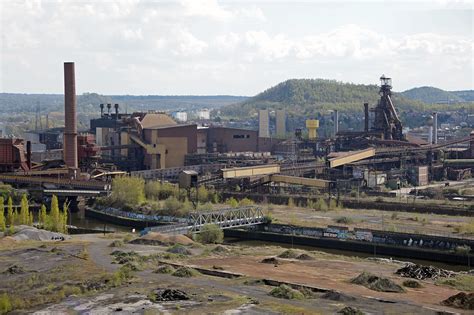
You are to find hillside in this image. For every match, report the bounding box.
[219,79,426,118]
[451,90,474,102]
[401,87,464,104]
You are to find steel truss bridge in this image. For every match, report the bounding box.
[142,206,266,235]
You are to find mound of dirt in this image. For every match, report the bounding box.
[12,226,68,242]
[211,245,230,254]
[2,265,25,275]
[260,257,280,265]
[296,253,314,260]
[321,291,356,302]
[441,292,474,310]
[152,288,189,301]
[167,245,192,255]
[395,263,455,280]
[338,306,365,315]
[132,232,194,246]
[351,272,405,293]
[172,266,200,278]
[278,249,299,259]
[0,236,16,246]
[154,265,175,274]
[111,251,140,264]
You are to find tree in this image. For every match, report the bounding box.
[62,201,69,234]
[50,195,61,232]
[39,204,47,229]
[111,176,145,206]
[6,197,13,226]
[19,194,29,225]
[196,224,223,244]
[0,197,5,232]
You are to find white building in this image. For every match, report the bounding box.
[173,111,188,122]
[197,108,211,120]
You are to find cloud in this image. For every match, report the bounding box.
[179,0,233,20]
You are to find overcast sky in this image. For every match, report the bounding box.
[1,0,473,95]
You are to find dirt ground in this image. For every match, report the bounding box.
[1,233,472,314]
[267,204,474,239]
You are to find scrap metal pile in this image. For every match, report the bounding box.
[395,263,456,280]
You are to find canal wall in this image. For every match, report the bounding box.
[225,224,473,265]
[220,192,473,216]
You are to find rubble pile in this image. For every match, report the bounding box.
[2,264,25,275]
[395,264,456,280]
[152,288,190,301]
[441,292,474,310]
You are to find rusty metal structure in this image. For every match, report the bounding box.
[63,62,78,170]
[372,75,403,141]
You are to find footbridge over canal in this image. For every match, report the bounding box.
[142,206,266,235]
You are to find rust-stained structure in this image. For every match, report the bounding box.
[372,75,403,141]
[0,138,31,172]
[63,62,78,169]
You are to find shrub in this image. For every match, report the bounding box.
[328,199,339,210]
[269,285,304,300]
[109,240,124,248]
[111,176,145,206]
[195,224,223,244]
[239,198,254,207]
[335,216,353,224]
[287,197,295,207]
[313,198,328,211]
[403,280,422,288]
[225,197,238,208]
[154,265,175,274]
[172,266,200,278]
[0,293,12,314]
[454,245,471,255]
[164,196,182,212]
[197,186,209,203]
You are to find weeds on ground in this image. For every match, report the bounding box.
[436,274,474,292]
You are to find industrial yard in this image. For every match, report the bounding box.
[1,1,474,314]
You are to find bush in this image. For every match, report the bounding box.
[225,197,238,208]
[172,266,200,278]
[239,198,254,207]
[0,293,12,314]
[269,285,304,300]
[335,216,353,224]
[164,196,182,212]
[403,280,422,288]
[328,199,339,210]
[195,224,223,244]
[111,176,145,206]
[154,265,175,274]
[313,198,328,211]
[109,240,124,248]
[287,197,295,207]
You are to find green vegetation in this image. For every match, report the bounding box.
[225,197,239,208]
[0,197,5,232]
[436,274,474,292]
[401,86,465,104]
[172,266,200,278]
[154,265,176,274]
[111,176,146,206]
[335,216,353,224]
[278,249,299,259]
[0,293,12,314]
[456,220,474,235]
[402,280,423,288]
[269,284,304,300]
[195,224,224,244]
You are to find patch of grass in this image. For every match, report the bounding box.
[335,216,353,224]
[109,240,124,248]
[172,266,200,278]
[277,249,299,259]
[269,284,304,300]
[436,274,474,292]
[402,280,423,288]
[154,265,175,274]
[0,293,12,314]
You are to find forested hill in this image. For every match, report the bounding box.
[400,87,465,104]
[219,79,426,118]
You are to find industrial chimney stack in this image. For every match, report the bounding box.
[63,62,78,170]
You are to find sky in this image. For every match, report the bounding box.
[1,0,473,95]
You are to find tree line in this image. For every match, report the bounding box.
[0,195,68,235]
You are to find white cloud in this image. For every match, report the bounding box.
[180,0,233,20]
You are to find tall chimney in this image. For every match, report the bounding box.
[100,104,104,117]
[333,110,339,137]
[364,103,369,133]
[26,141,32,170]
[433,112,438,144]
[114,103,119,119]
[64,62,78,169]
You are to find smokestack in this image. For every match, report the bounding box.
[64,62,78,169]
[107,103,111,115]
[433,112,438,144]
[100,104,104,117]
[46,114,49,129]
[334,110,339,137]
[26,141,32,170]
[364,103,369,133]
[114,103,119,119]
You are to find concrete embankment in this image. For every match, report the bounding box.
[225,225,473,265]
[221,192,473,216]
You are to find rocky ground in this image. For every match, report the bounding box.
[0,231,473,314]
